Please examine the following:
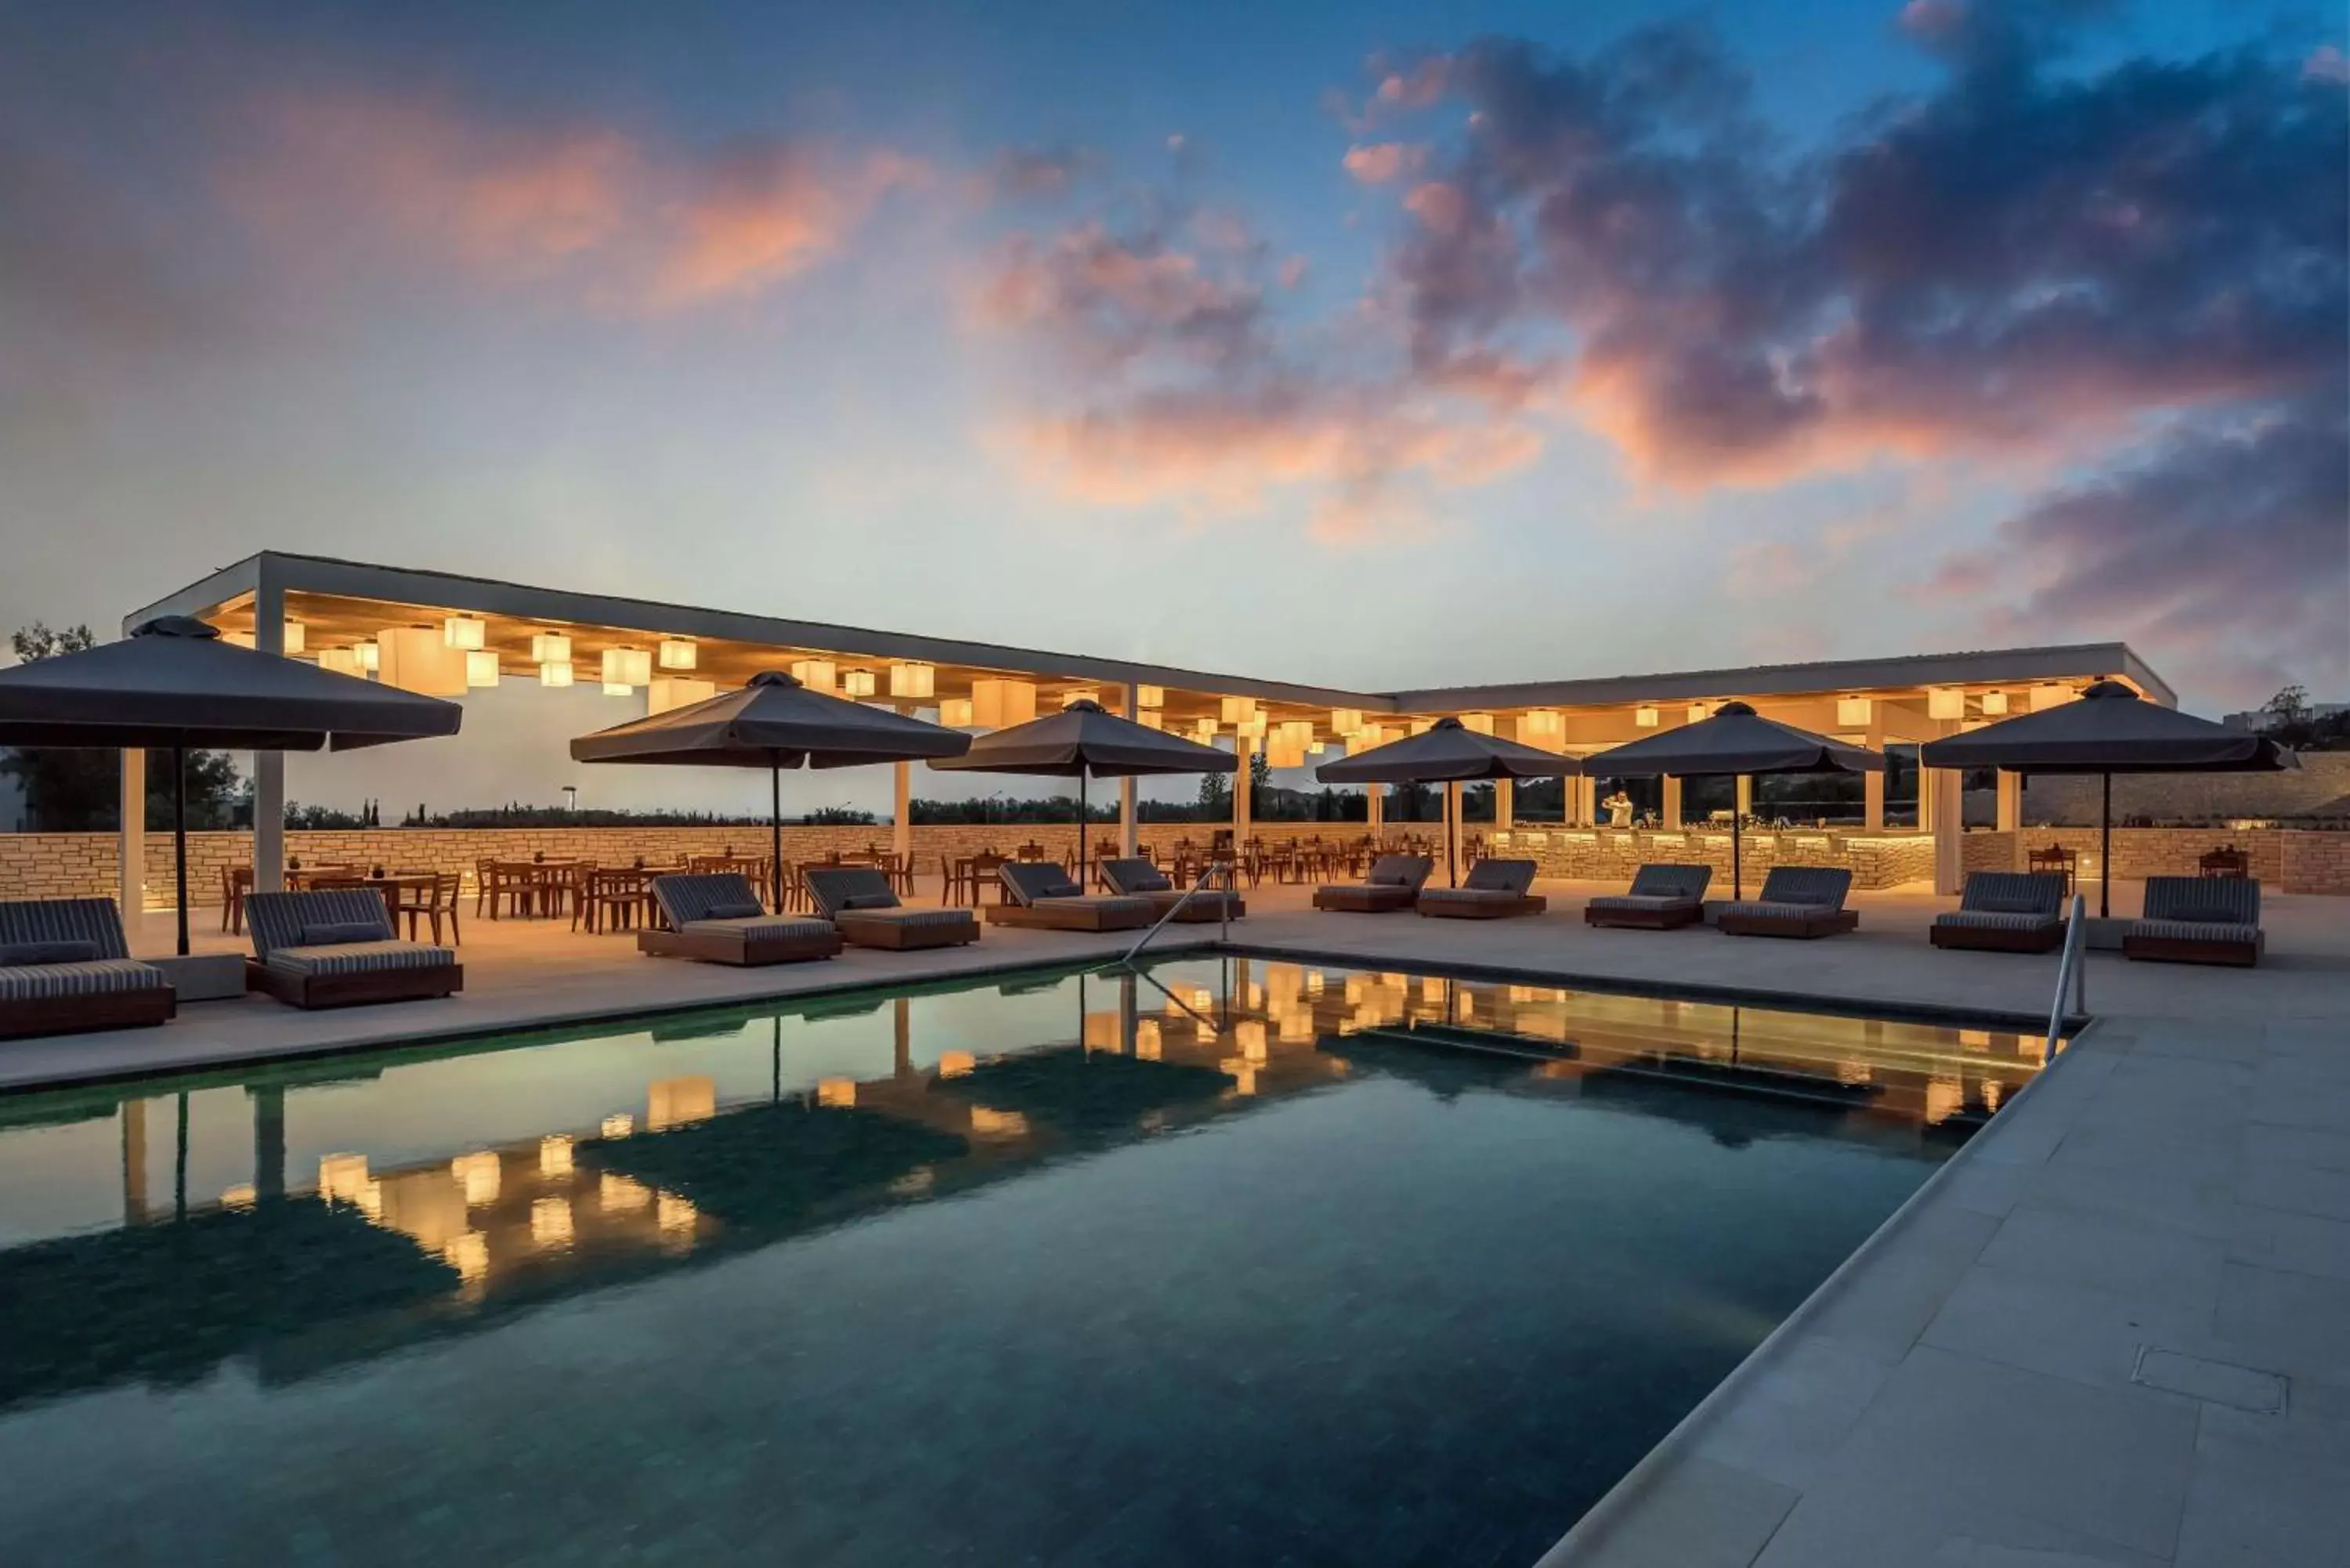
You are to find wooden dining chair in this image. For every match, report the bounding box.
[219,865,253,934]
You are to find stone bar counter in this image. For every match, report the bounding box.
[1487,826,1937,891]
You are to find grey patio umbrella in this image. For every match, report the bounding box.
[925,699,1235,888]
[1919,679,2296,917]
[571,670,971,910]
[1582,702,1883,900]
[1316,717,1582,886]
[0,616,464,956]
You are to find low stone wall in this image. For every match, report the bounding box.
[1488,828,1936,891]
[0,821,1365,909]
[1951,826,2350,895]
[2023,752,2350,824]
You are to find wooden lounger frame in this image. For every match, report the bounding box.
[637,927,843,966]
[2122,931,2262,968]
[982,901,1152,933]
[1584,901,1705,930]
[244,959,464,1010]
[1418,894,1547,920]
[833,912,981,951]
[0,988,179,1039]
[1930,922,2064,954]
[1311,884,1420,913]
[1716,908,1860,940]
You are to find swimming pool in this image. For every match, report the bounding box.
[0,957,2056,1566]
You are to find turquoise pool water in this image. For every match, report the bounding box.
[0,959,2052,1566]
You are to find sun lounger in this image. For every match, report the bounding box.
[642,873,842,966]
[244,889,463,1008]
[1417,858,1545,919]
[1716,866,1858,939]
[985,862,1155,932]
[2124,876,2264,967]
[1313,854,1435,913]
[1929,872,2068,953]
[0,898,176,1039]
[1584,864,1712,930]
[801,865,981,951]
[1097,858,1245,922]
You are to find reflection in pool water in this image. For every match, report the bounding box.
[0,959,2053,1566]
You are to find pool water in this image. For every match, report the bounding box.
[0,959,2055,1566]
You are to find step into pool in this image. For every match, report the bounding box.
[0,956,2060,1567]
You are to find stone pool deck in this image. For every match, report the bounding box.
[8,876,2346,1566]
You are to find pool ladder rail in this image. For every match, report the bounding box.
[1119,858,1239,964]
[2048,893,2089,1060]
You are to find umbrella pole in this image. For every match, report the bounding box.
[1732,793,1742,901]
[1079,768,1088,889]
[2100,771,2112,920]
[1446,780,1459,887]
[771,761,784,913]
[172,743,190,958]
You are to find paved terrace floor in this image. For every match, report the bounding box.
[10,876,2348,1567]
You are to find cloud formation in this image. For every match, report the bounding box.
[224,89,922,311]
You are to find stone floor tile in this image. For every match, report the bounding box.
[1798,1205,2003,1366]
[2173,1400,2350,1568]
[1534,1458,1797,1568]
[1976,1206,2228,1314]
[2224,1205,2350,1282]
[1921,1264,2208,1397]
[2236,1152,2350,1222]
[1689,1335,1896,1491]
[2246,1122,2350,1174]
[2210,1263,2350,1378]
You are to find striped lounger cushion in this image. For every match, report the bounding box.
[0,959,172,1000]
[267,941,457,978]
[244,889,397,958]
[652,874,774,928]
[1933,910,2061,932]
[838,909,978,930]
[1717,901,1820,922]
[2138,876,2261,927]
[0,898,138,958]
[2128,919,2261,945]
[1752,867,1852,909]
[682,916,837,941]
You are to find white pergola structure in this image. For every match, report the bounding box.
[121,551,2176,905]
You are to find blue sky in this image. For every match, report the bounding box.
[1,1,2342,812]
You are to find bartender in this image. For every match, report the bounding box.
[1602,788,1635,828]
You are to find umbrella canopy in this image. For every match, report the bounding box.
[1917,680,2294,775]
[925,699,1236,778]
[1582,701,1883,779]
[1317,716,1582,888]
[1313,717,1582,785]
[0,616,462,751]
[0,616,465,956]
[1919,679,2296,917]
[925,699,1234,885]
[1582,702,1882,901]
[572,671,971,909]
[570,670,971,770]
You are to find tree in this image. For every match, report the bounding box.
[1249,750,1270,816]
[2265,684,2310,726]
[1,623,244,830]
[1195,769,1231,815]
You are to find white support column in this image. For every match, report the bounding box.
[1863,717,1886,831]
[1997,771,2023,871]
[1931,767,1964,894]
[1367,782,1383,836]
[1661,777,1683,830]
[253,573,287,891]
[118,748,146,938]
[1574,775,1596,827]
[1735,775,1752,818]
[1445,779,1463,885]
[1232,738,1253,847]
[1494,778,1514,832]
[891,760,912,866]
[1118,688,1138,857]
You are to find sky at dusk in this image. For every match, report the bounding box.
[2,0,2345,813]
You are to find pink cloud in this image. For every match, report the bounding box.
[1342,143,1426,184]
[222,89,920,311]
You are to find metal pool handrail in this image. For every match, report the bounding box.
[2048,892,2088,1057]
[1121,858,1235,963]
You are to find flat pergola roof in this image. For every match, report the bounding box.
[126,551,2175,745]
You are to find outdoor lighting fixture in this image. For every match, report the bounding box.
[1635,704,1660,728]
[1517,710,1564,749]
[1194,718,1219,743]
[356,640,379,673]
[1219,695,1256,725]
[377,627,469,695]
[1137,711,1163,730]
[1061,688,1099,709]
[281,620,307,655]
[1462,713,1495,734]
[1927,686,1967,721]
[888,662,936,699]
[1308,740,1326,755]
[789,657,837,693]
[2031,682,2073,712]
[540,659,575,688]
[1687,703,1710,724]
[971,677,1037,728]
[1137,685,1164,708]
[1836,695,1874,727]
[465,650,501,688]
[531,631,572,663]
[939,697,976,727]
[316,647,363,677]
[1238,712,1268,739]
[1331,707,1363,735]
[222,630,255,649]
[602,647,652,688]
[657,638,698,671]
[443,616,487,652]
[841,668,877,698]
[647,677,715,715]
[1982,690,2010,715]
[1409,718,1434,736]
